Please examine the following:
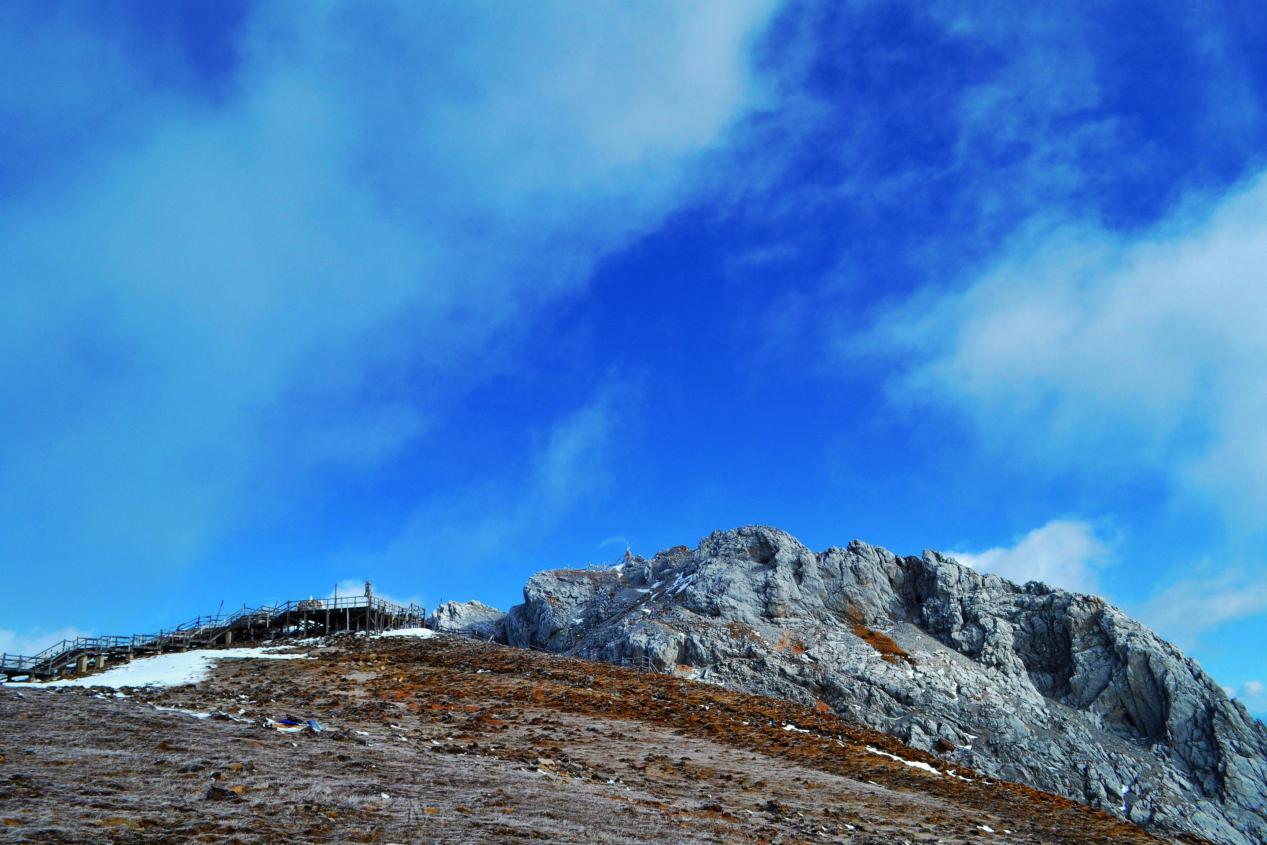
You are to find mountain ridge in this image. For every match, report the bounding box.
[435,525,1267,845]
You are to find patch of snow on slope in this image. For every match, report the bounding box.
[669,572,697,594]
[865,745,942,776]
[371,627,434,639]
[154,705,212,719]
[8,646,306,690]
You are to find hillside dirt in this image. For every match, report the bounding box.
[0,633,1201,844]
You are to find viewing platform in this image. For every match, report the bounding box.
[1,585,423,682]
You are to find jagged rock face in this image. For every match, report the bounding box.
[429,600,505,640]
[494,526,1267,845]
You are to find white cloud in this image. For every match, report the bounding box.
[0,3,779,582]
[873,170,1267,525]
[0,627,91,658]
[950,519,1110,594]
[1225,680,1266,715]
[1138,570,1267,644]
[1232,681,1267,718]
[948,524,1267,648]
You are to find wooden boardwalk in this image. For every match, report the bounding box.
[1,588,424,681]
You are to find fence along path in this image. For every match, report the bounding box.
[0,586,424,681]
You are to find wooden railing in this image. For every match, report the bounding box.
[1,594,424,680]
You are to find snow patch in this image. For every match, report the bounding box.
[668,572,697,595]
[154,705,211,719]
[6,646,307,690]
[371,628,434,640]
[865,745,942,776]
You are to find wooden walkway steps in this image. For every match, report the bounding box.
[1,590,424,681]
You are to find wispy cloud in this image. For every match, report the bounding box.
[947,519,1267,651]
[732,2,1267,379]
[366,377,635,579]
[858,170,1267,647]
[949,519,1112,595]
[1138,568,1267,646]
[0,627,91,658]
[0,2,778,593]
[1224,680,1266,717]
[870,171,1267,526]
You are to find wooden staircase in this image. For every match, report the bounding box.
[1,592,425,681]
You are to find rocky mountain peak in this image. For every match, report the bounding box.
[441,525,1267,845]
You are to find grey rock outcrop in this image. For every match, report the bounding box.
[429,600,505,640]
[489,526,1267,845]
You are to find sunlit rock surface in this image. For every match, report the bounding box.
[490,526,1267,845]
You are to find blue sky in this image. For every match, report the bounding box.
[2,1,1266,714]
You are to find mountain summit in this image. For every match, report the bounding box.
[438,526,1267,845]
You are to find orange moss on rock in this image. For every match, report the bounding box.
[773,632,808,655]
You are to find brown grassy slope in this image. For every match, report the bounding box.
[0,634,1203,844]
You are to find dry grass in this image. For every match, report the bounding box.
[0,634,1185,845]
[850,623,916,666]
[772,632,808,655]
[724,622,762,643]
